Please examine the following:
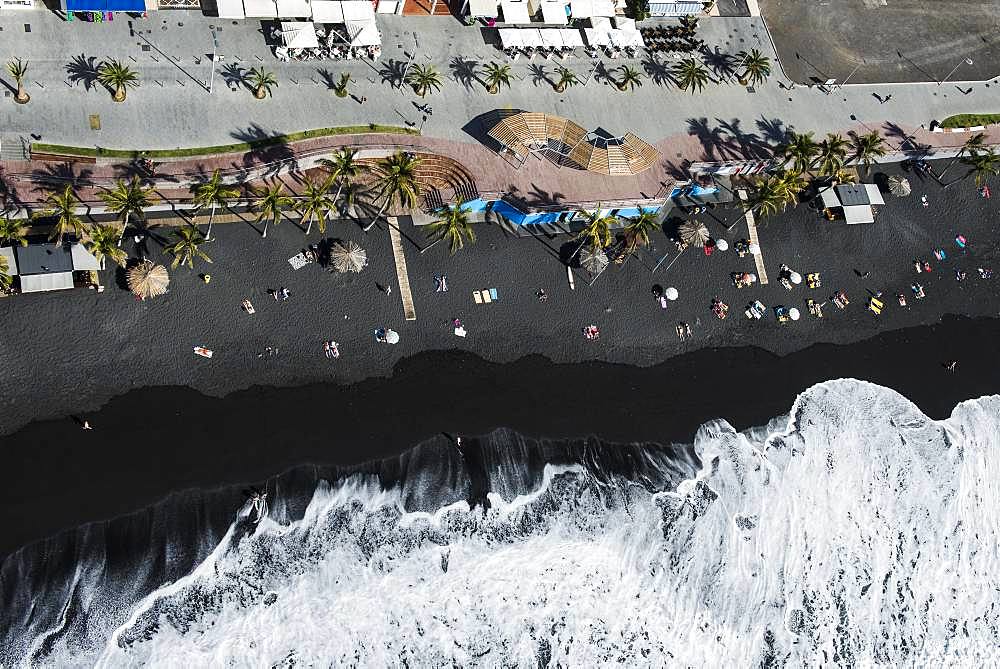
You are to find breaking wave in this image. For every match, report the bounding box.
[2,379,999,666]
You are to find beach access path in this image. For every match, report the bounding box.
[0,13,996,154]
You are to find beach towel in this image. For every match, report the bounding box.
[473,291,482,304]
[481,290,492,303]
[441,275,448,292]
[454,327,467,337]
[489,288,498,301]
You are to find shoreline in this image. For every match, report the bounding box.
[2,314,998,559]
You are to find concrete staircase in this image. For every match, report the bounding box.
[0,135,29,162]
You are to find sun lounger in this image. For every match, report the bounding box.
[193,346,213,358]
[868,297,883,315]
[481,290,492,303]
[489,288,498,301]
[473,290,482,304]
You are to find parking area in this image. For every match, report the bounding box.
[761,0,1000,84]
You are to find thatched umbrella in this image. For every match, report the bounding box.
[128,261,169,300]
[678,220,710,247]
[330,241,367,273]
[888,176,911,197]
[580,245,609,275]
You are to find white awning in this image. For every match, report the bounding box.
[589,15,611,30]
[864,183,885,205]
[499,27,523,47]
[842,204,875,225]
[818,186,840,209]
[583,27,609,45]
[276,0,311,16]
[569,0,591,17]
[311,0,343,21]
[341,0,374,19]
[0,246,16,276]
[347,18,380,45]
[539,28,563,47]
[522,28,544,45]
[281,21,319,47]
[559,28,584,47]
[613,16,634,30]
[501,0,531,23]
[243,0,278,17]
[608,28,643,47]
[19,272,74,293]
[468,0,497,16]
[540,0,566,24]
[216,0,245,18]
[649,1,702,16]
[590,0,612,15]
[70,243,101,271]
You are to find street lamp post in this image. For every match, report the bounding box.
[940,57,973,86]
[208,30,219,94]
[838,58,864,89]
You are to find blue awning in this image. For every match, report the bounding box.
[65,0,145,12]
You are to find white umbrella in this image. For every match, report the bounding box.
[127,261,170,300]
[789,271,802,284]
[715,238,729,251]
[888,176,911,197]
[789,307,801,321]
[330,241,367,273]
[580,245,609,274]
[665,287,678,301]
[748,242,761,255]
[749,273,758,283]
[385,329,400,344]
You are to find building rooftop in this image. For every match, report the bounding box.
[16,242,75,276]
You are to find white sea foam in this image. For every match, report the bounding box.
[25,380,1000,666]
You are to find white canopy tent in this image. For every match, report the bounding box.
[70,244,101,271]
[539,28,563,48]
[608,28,643,47]
[342,0,375,19]
[613,16,635,31]
[569,0,592,17]
[589,15,612,30]
[19,273,74,293]
[468,0,497,16]
[276,0,311,16]
[501,0,531,23]
[499,28,524,47]
[216,0,245,18]
[281,21,320,47]
[540,0,567,24]
[310,0,344,21]
[347,18,380,45]
[243,0,278,17]
[583,27,610,46]
[559,28,584,47]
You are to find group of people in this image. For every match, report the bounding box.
[322,341,340,359]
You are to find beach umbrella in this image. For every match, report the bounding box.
[715,238,729,251]
[127,261,169,300]
[385,329,400,344]
[665,286,679,301]
[678,220,710,247]
[748,242,761,255]
[749,273,758,283]
[330,241,367,273]
[888,176,911,197]
[789,307,801,321]
[580,245,609,275]
[789,271,802,284]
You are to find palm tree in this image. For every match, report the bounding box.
[252,183,293,238]
[191,169,240,241]
[333,72,351,98]
[7,58,29,104]
[816,133,850,177]
[483,62,512,94]
[407,64,442,98]
[337,181,370,219]
[961,148,1000,187]
[34,185,87,246]
[750,176,787,219]
[0,216,29,247]
[574,208,615,251]
[320,148,366,210]
[96,59,139,102]
[83,223,127,270]
[365,152,422,232]
[673,58,710,93]
[426,202,475,254]
[298,176,335,236]
[773,170,806,207]
[164,225,212,269]
[0,254,12,293]
[623,210,659,252]
[248,67,277,99]
[849,130,886,175]
[616,65,644,91]
[737,49,770,86]
[99,177,155,246]
[554,66,578,93]
[781,131,819,174]
[942,132,986,178]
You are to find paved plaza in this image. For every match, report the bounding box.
[761,0,1000,84]
[0,10,999,156]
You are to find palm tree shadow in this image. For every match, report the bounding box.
[450,57,480,91]
[316,68,337,90]
[523,183,565,208]
[687,117,728,161]
[66,54,100,91]
[31,162,94,192]
[882,121,928,155]
[527,63,549,87]
[717,118,764,159]
[593,62,615,86]
[378,59,407,87]
[222,63,247,90]
[755,116,787,151]
[700,47,736,80]
[641,56,671,86]
[231,124,296,178]
[0,171,23,214]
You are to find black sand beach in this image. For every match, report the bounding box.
[1,314,999,559]
[2,159,1000,557]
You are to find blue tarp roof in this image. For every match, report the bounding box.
[65,0,145,12]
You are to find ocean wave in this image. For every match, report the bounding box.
[3,379,999,666]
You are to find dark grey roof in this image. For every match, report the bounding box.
[835,184,872,207]
[15,242,75,275]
